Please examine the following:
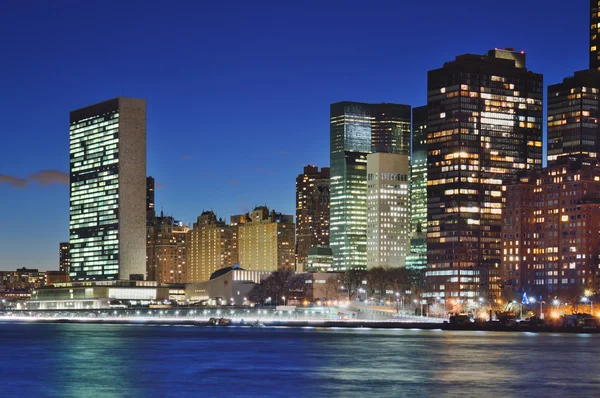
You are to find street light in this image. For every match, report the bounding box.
[582,297,593,315]
[282,296,286,306]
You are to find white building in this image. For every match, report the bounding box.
[366,153,410,269]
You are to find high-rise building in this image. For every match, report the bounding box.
[146,176,155,220]
[591,0,600,70]
[330,101,411,271]
[425,49,543,302]
[548,70,600,166]
[502,161,600,297]
[407,105,428,270]
[366,152,410,268]
[295,165,330,270]
[187,211,237,283]
[59,242,70,274]
[146,213,189,283]
[234,206,295,272]
[69,97,147,281]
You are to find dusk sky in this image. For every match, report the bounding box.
[0,0,588,270]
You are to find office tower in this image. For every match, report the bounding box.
[234,206,295,272]
[59,242,70,274]
[69,97,147,281]
[548,70,600,166]
[425,49,543,302]
[296,165,330,270]
[370,103,412,154]
[330,102,411,271]
[502,161,600,296]
[407,105,428,270]
[146,213,189,283]
[146,176,155,220]
[366,153,410,268]
[592,0,600,70]
[187,211,237,283]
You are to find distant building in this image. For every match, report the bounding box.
[45,271,70,286]
[306,246,334,273]
[59,242,70,274]
[69,97,146,281]
[548,70,600,166]
[147,176,155,220]
[234,206,295,272]
[366,152,410,269]
[591,0,600,70]
[425,49,543,301]
[407,105,427,270]
[296,165,330,269]
[330,101,411,271]
[146,213,189,284]
[186,211,237,283]
[502,161,600,297]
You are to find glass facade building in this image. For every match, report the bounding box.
[425,50,543,301]
[330,102,411,271]
[407,105,428,270]
[69,98,147,281]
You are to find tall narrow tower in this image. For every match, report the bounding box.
[69,97,147,281]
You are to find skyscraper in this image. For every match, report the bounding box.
[69,97,147,281]
[591,0,600,70]
[425,49,543,302]
[295,165,330,270]
[548,70,600,166]
[187,211,237,283]
[407,105,428,270]
[330,101,411,271]
[366,152,410,269]
[59,242,70,274]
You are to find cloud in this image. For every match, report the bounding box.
[155,182,166,189]
[0,169,69,188]
[0,174,28,188]
[229,179,240,185]
[29,170,69,185]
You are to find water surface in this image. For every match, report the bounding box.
[1,323,598,397]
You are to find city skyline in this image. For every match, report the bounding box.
[0,0,589,270]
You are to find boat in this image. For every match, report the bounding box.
[208,317,231,326]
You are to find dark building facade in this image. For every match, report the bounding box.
[147,176,155,220]
[59,242,70,274]
[502,161,600,298]
[591,0,600,70]
[295,165,330,270]
[425,49,543,302]
[548,70,600,166]
[330,101,411,271]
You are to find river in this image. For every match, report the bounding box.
[1,323,598,397]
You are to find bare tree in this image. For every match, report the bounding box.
[342,269,366,300]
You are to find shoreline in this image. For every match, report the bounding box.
[1,317,599,334]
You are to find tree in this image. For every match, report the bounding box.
[322,276,342,300]
[342,269,366,300]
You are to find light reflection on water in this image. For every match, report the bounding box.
[1,323,599,397]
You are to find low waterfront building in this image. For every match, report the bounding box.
[185,265,271,304]
[26,280,168,310]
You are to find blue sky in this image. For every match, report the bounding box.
[0,0,588,270]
